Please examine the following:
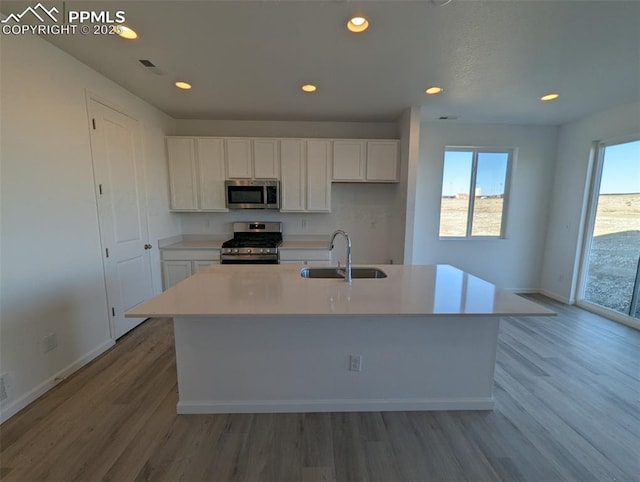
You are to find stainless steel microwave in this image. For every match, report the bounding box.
[225,180,280,209]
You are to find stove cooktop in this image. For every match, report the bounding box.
[221,237,282,249]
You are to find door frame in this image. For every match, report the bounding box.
[85,91,153,340]
[575,134,640,330]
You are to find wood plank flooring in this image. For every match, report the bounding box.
[1,295,638,481]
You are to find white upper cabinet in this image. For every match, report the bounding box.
[167,138,198,210]
[225,138,252,179]
[332,140,365,181]
[366,140,399,182]
[280,139,332,213]
[280,139,306,212]
[167,135,398,212]
[166,137,227,212]
[226,138,279,179]
[332,139,399,183]
[253,139,280,179]
[306,140,332,212]
[197,138,227,210]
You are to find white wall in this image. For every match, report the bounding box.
[540,101,640,303]
[0,31,178,421]
[396,107,421,264]
[175,119,397,139]
[175,119,401,264]
[412,122,557,290]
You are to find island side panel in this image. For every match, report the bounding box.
[172,315,500,414]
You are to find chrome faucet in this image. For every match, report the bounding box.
[329,230,352,283]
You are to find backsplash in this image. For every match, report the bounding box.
[179,183,398,264]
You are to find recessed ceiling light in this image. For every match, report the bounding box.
[540,93,560,101]
[425,86,444,95]
[175,81,192,90]
[347,16,369,33]
[115,25,137,40]
[301,84,317,93]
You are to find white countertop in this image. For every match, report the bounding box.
[160,239,224,250]
[127,264,555,318]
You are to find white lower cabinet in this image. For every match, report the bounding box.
[162,261,193,289]
[161,249,220,290]
[279,249,331,265]
[193,260,216,272]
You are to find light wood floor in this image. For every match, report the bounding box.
[1,295,638,481]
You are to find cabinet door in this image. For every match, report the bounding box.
[193,260,218,273]
[306,140,332,212]
[167,138,198,210]
[280,139,306,212]
[197,138,227,210]
[253,139,279,179]
[162,261,192,290]
[333,140,365,181]
[226,138,252,179]
[366,140,399,182]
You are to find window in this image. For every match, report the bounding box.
[579,138,640,319]
[439,148,512,238]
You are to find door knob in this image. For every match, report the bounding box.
[144,243,153,250]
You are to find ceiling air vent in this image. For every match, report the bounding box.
[138,59,163,75]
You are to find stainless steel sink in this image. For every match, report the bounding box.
[300,267,387,279]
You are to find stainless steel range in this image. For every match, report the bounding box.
[220,222,283,264]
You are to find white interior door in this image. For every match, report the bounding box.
[88,97,154,339]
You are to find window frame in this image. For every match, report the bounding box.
[438,146,514,240]
[576,135,640,322]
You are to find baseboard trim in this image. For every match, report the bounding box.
[539,289,572,305]
[509,288,539,294]
[177,397,495,414]
[0,338,115,424]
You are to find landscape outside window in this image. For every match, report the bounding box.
[583,139,640,318]
[439,148,511,238]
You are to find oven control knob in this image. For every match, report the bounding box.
[232,248,239,253]
[260,249,265,253]
[247,249,252,254]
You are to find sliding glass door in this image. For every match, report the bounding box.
[579,139,640,319]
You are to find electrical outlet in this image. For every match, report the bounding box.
[349,354,362,372]
[43,333,57,353]
[0,373,10,402]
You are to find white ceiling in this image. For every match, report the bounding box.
[2,0,639,125]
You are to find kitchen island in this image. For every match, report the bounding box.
[127,264,554,414]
